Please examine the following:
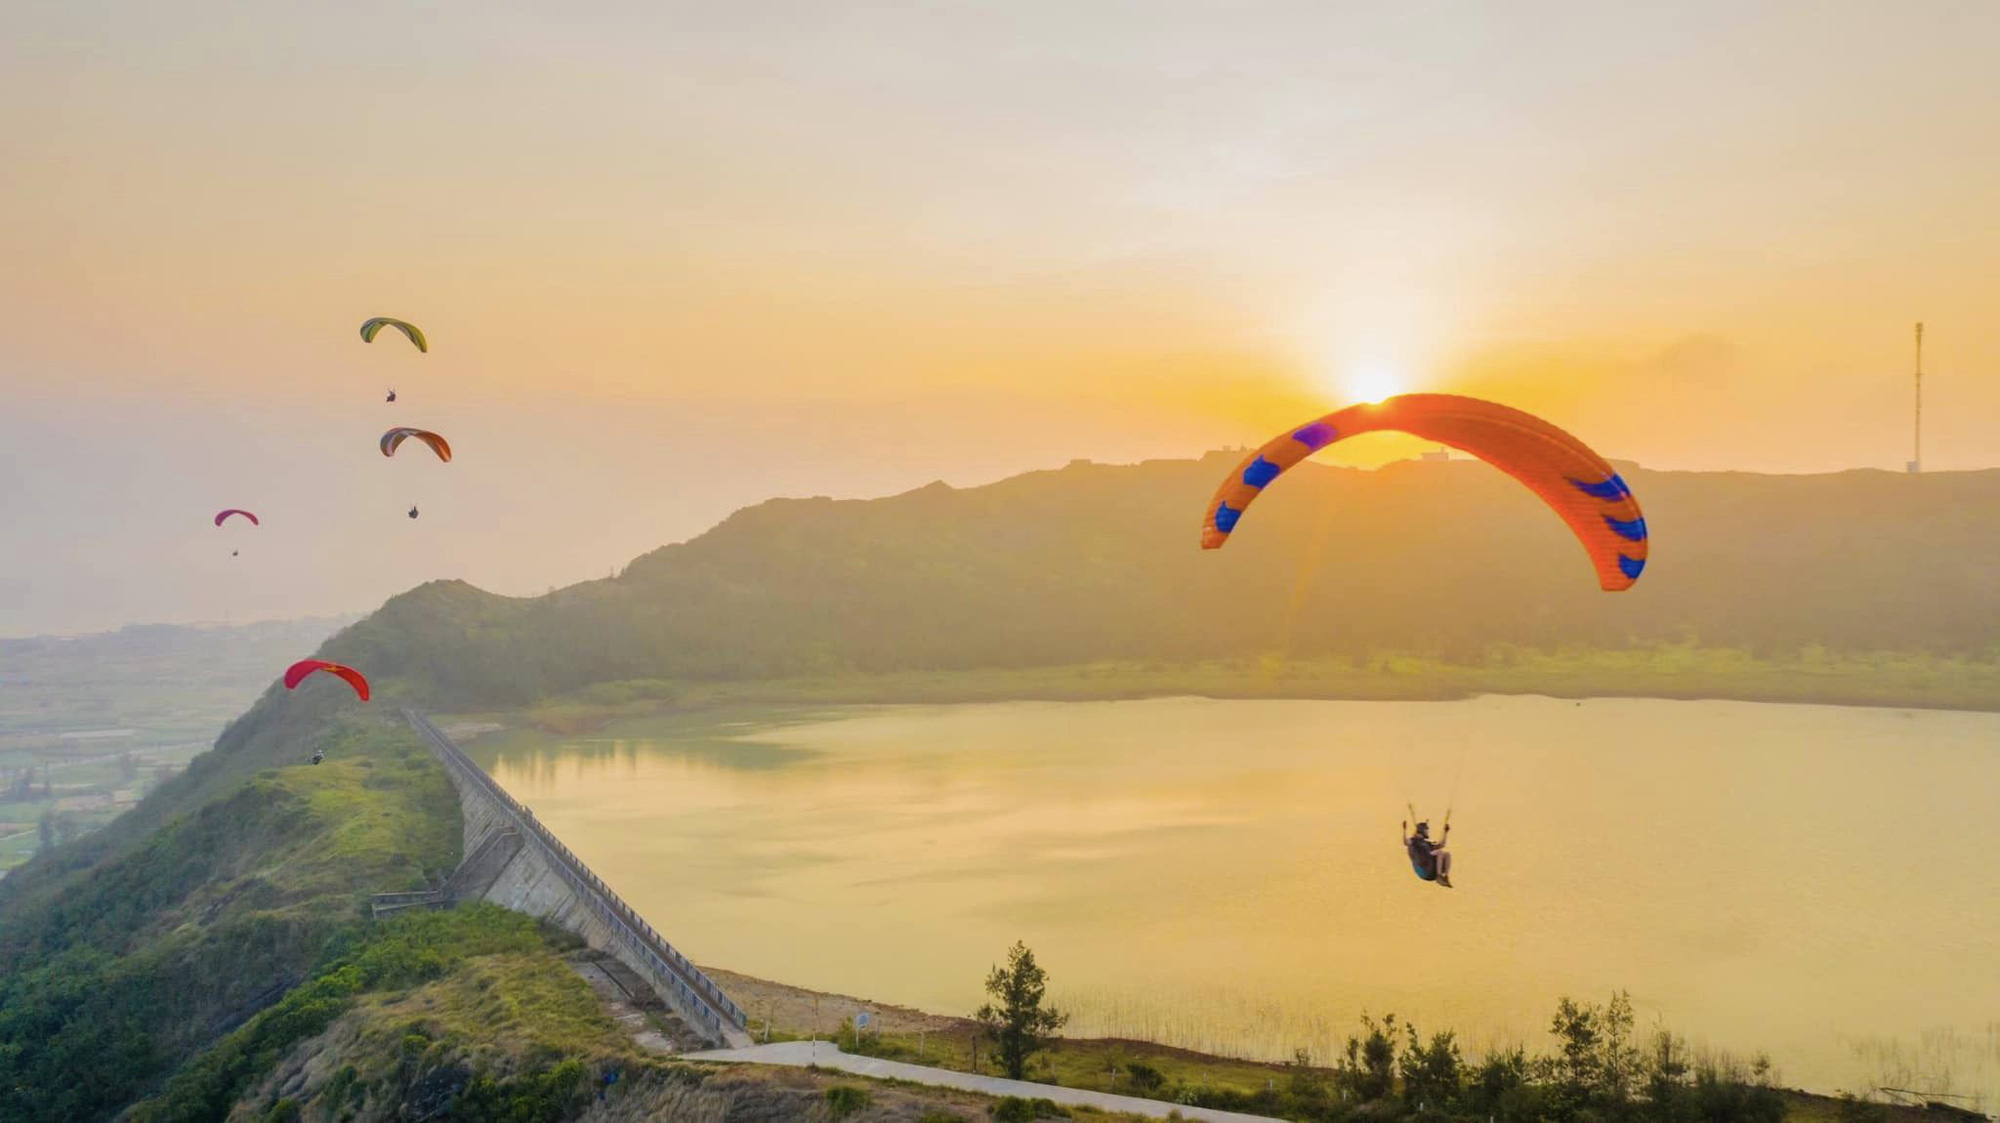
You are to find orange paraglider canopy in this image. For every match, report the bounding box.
[1201,393,1648,591]
[379,427,452,462]
[283,659,371,701]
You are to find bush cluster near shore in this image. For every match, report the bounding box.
[1182,995,1787,1123]
[803,977,1822,1123]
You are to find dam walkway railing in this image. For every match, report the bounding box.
[403,709,749,1041]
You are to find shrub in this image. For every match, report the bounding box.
[451,1058,587,1122]
[825,1085,872,1119]
[992,1095,1068,1121]
[1401,1024,1462,1112]
[1334,1013,1399,1102]
[1838,1094,1892,1123]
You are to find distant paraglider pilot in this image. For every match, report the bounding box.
[310,749,324,766]
[408,505,419,519]
[386,388,397,403]
[215,509,257,559]
[1404,816,1452,888]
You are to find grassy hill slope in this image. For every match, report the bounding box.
[312,456,2000,709]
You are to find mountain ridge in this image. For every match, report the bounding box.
[293,454,2000,710]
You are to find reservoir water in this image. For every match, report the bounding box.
[469,695,2000,1105]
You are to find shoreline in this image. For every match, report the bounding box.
[689,965,1968,1121]
[439,649,2000,740]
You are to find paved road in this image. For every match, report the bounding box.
[681,1041,1285,1122]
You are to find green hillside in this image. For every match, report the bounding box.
[0,710,461,1121]
[318,456,2000,709]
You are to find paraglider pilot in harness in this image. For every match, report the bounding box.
[1403,810,1452,888]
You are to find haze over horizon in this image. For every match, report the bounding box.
[6,1,1997,635]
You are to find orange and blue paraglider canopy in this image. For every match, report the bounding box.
[379,427,452,462]
[283,659,371,702]
[1202,393,1649,591]
[214,509,259,527]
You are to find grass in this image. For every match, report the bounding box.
[136,716,462,935]
[0,830,37,865]
[126,906,597,1121]
[352,949,638,1069]
[274,724,461,897]
[0,715,474,1123]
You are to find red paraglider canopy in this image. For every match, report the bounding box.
[283,659,371,702]
[214,509,260,527]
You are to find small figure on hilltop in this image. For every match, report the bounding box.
[1404,813,1452,888]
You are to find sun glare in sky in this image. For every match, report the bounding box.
[1343,361,1407,405]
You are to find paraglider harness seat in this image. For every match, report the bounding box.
[1404,807,1450,884]
[1407,836,1439,881]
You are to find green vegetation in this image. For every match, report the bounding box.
[757,978,1851,1123]
[313,459,2000,711]
[128,907,556,1122]
[1127,992,1789,1123]
[978,941,1071,1081]
[824,1082,874,1117]
[0,691,781,1123]
[0,717,463,1122]
[450,1058,590,1122]
[868,991,1794,1123]
[993,1095,1072,1121]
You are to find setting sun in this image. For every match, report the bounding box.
[1344,361,1408,405]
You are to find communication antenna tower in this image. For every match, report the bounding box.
[1908,322,1924,474]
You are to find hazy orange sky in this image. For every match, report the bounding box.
[4,2,1997,634]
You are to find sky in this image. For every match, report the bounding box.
[4,1,1998,635]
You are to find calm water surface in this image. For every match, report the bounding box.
[473,696,2000,1104]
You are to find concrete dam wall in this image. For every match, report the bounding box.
[402,709,752,1048]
